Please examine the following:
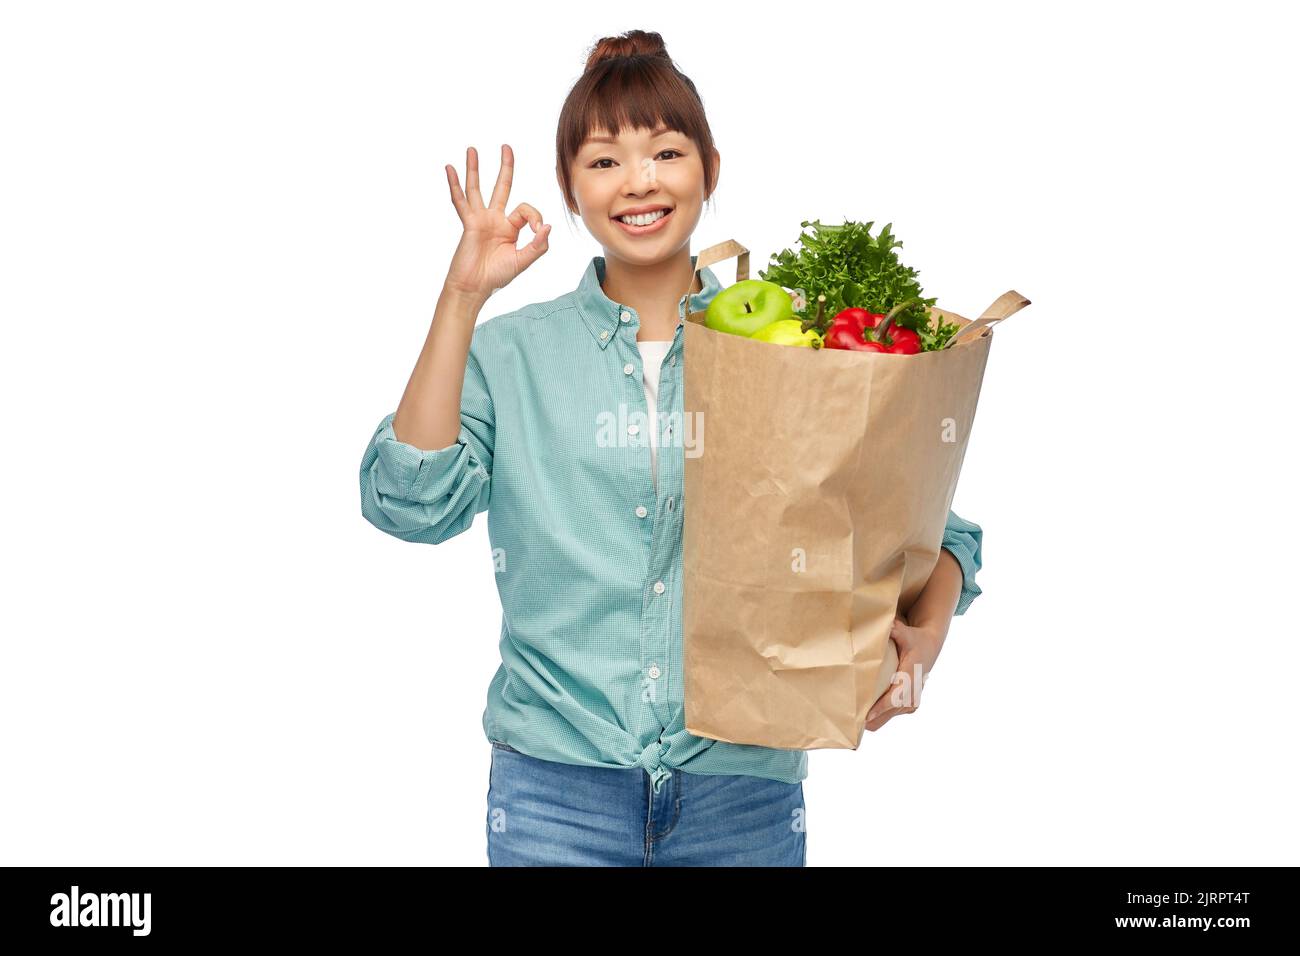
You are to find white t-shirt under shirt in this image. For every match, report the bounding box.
[637,340,673,491]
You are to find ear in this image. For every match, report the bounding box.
[708,147,721,199]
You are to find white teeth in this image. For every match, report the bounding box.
[618,209,668,226]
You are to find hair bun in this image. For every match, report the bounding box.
[584,30,669,71]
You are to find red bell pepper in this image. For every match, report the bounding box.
[864,313,922,354]
[822,306,881,351]
[822,302,922,354]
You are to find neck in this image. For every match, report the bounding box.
[600,248,700,341]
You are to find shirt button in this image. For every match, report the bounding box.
[647,664,661,679]
[668,497,675,511]
[623,362,634,375]
[635,505,648,518]
[669,356,676,366]
[599,330,609,340]
[627,423,639,436]
[653,581,665,594]
[620,311,632,323]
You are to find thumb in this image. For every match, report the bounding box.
[890,614,912,647]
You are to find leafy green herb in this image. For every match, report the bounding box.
[917,314,960,351]
[759,219,959,351]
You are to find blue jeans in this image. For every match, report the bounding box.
[485,741,807,866]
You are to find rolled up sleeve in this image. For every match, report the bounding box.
[940,508,983,616]
[359,346,494,545]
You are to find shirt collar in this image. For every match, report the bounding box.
[574,254,723,349]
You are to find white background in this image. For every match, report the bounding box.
[3,0,1296,866]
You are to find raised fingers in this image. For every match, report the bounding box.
[488,144,514,211]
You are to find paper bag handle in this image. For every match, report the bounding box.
[686,239,750,300]
[942,290,1032,349]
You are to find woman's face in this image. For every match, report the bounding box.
[571,124,719,263]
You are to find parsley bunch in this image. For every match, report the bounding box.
[759,219,959,351]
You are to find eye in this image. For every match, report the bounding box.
[589,149,683,169]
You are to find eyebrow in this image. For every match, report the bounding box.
[583,125,674,145]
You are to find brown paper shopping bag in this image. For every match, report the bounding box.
[681,239,1029,750]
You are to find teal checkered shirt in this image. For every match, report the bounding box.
[359,255,984,793]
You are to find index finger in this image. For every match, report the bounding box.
[488,144,514,211]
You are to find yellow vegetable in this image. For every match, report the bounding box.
[750,319,822,348]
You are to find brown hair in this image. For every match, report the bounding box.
[555,30,718,223]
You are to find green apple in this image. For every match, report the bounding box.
[705,279,794,337]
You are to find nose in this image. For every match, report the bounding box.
[623,156,658,195]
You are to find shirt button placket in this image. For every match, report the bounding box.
[627,301,670,732]
[653,342,682,726]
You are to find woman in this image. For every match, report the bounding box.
[358,30,984,866]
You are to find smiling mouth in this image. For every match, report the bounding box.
[612,207,674,234]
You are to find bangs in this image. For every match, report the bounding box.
[567,62,701,153]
